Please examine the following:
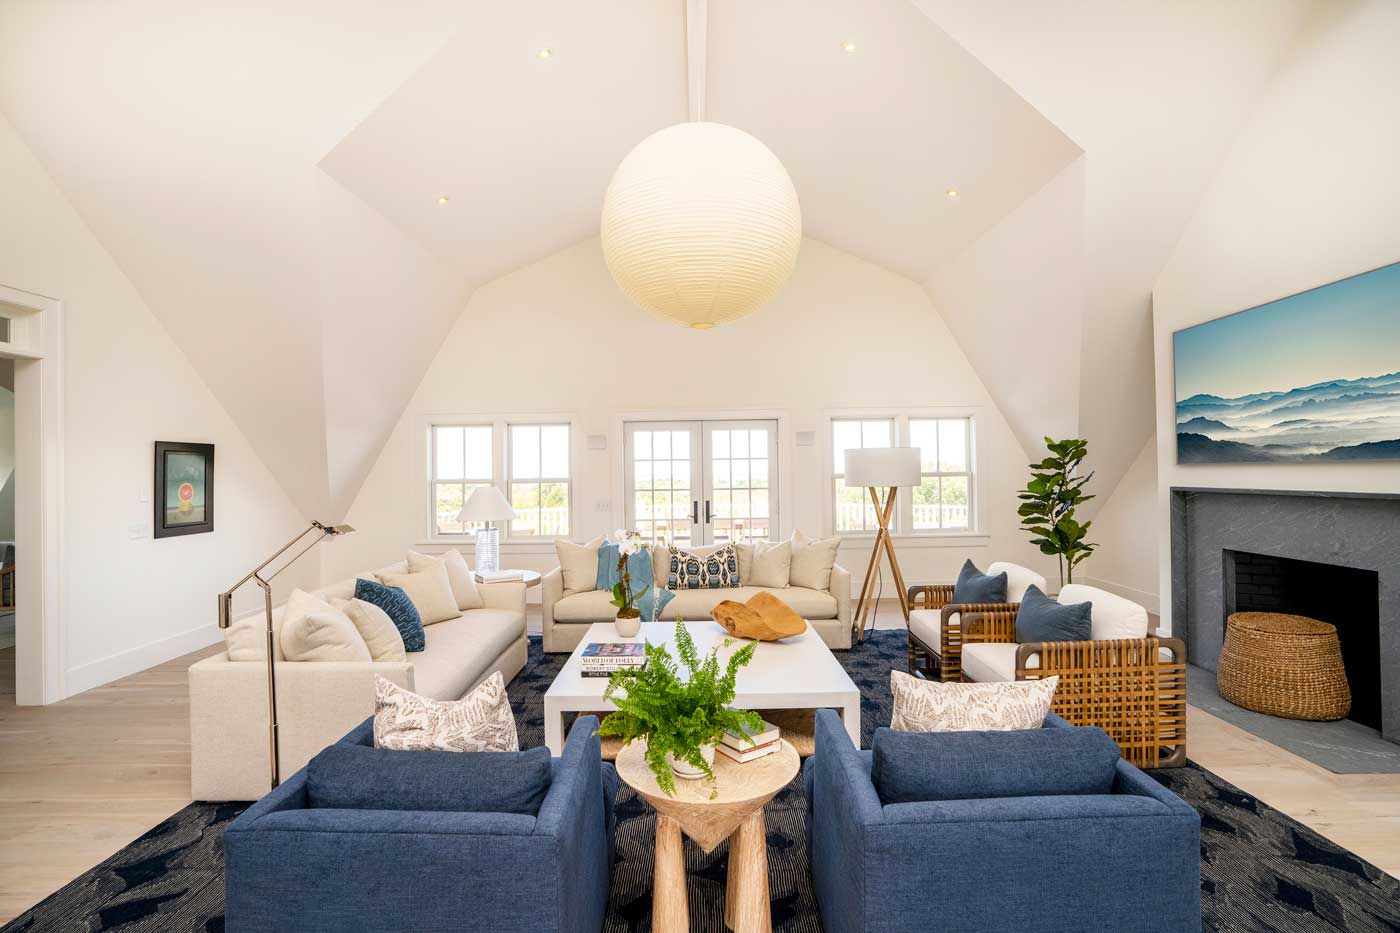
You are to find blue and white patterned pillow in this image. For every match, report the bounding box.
[355,578,425,652]
[668,544,740,590]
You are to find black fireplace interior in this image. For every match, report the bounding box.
[1223,549,1382,730]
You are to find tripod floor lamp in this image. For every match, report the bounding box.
[844,447,920,644]
[217,520,355,789]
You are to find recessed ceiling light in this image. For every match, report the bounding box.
[841,40,857,53]
[945,188,959,199]
[437,196,450,205]
[537,48,552,59]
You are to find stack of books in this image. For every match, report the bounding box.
[716,719,782,763]
[579,642,646,678]
[478,569,524,582]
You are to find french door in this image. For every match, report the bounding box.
[624,419,779,546]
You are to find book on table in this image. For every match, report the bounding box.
[580,642,646,677]
[722,719,780,750]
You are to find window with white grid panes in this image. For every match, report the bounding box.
[630,427,695,546]
[508,423,571,538]
[430,424,494,535]
[908,418,973,532]
[832,418,894,533]
[709,425,773,543]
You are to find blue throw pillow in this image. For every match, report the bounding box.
[951,558,1008,604]
[354,578,425,652]
[1015,584,1092,644]
[870,726,1120,804]
[307,743,551,815]
[596,541,655,595]
[637,585,675,623]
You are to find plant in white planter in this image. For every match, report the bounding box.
[609,529,650,637]
[598,620,762,798]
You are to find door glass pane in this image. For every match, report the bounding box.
[672,430,689,459]
[629,425,695,546]
[708,422,773,544]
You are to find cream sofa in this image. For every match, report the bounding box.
[542,544,851,653]
[188,559,527,801]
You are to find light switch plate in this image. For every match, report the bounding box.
[795,430,816,447]
[595,499,611,512]
[587,434,607,450]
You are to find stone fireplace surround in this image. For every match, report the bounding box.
[1170,487,1400,746]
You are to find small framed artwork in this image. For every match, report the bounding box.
[154,441,215,538]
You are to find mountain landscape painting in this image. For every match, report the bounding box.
[1173,261,1400,464]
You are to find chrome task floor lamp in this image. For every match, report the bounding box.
[217,520,355,789]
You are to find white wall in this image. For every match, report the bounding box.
[0,111,317,698]
[328,236,1053,594]
[1083,437,1159,613]
[1152,0,1400,632]
[0,385,14,541]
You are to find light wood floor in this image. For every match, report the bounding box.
[2,609,1398,922]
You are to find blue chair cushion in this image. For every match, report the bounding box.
[354,578,425,652]
[869,726,1121,804]
[951,558,1007,604]
[1015,584,1092,643]
[307,743,552,815]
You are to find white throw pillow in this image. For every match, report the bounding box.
[378,561,460,626]
[281,609,372,662]
[987,562,1049,603]
[556,535,605,596]
[373,672,519,752]
[332,597,406,661]
[789,530,840,591]
[408,549,483,611]
[889,670,1058,732]
[748,539,792,588]
[224,588,335,661]
[734,542,755,583]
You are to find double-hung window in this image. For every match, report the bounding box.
[431,425,494,535]
[830,415,975,535]
[508,423,571,538]
[831,418,894,533]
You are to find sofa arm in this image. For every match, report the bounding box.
[810,709,882,933]
[479,578,527,615]
[830,564,851,630]
[541,567,566,651]
[189,655,413,801]
[535,716,611,933]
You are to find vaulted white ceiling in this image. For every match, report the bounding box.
[0,0,1318,518]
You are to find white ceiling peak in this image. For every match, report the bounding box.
[686,0,708,122]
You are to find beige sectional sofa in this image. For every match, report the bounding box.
[188,559,527,801]
[543,542,851,653]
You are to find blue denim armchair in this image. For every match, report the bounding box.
[225,715,616,933]
[803,709,1201,933]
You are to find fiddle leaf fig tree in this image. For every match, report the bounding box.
[1017,437,1097,587]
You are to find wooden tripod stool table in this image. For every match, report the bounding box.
[615,739,800,933]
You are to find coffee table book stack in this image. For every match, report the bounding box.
[717,719,782,764]
[580,642,646,678]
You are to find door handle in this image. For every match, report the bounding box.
[691,500,699,525]
[704,500,712,524]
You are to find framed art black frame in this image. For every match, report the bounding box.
[153,441,215,538]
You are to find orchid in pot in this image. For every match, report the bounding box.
[609,529,650,637]
[598,620,763,798]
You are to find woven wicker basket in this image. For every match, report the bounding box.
[1218,612,1351,721]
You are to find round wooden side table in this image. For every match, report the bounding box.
[615,739,799,933]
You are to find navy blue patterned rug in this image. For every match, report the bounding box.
[4,631,1398,932]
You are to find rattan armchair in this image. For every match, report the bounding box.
[906,583,1019,681]
[957,604,1188,769]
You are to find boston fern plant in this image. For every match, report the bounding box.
[598,620,763,798]
[1017,436,1097,587]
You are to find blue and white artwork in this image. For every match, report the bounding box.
[1173,261,1400,464]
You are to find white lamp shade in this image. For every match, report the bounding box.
[456,486,517,524]
[600,122,802,329]
[844,448,921,488]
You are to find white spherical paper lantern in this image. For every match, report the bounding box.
[601,122,802,329]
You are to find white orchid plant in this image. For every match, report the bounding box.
[609,529,650,620]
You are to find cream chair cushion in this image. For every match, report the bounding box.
[889,669,1057,732]
[986,562,1049,603]
[908,609,941,650]
[331,597,407,661]
[748,539,791,588]
[556,535,605,596]
[378,561,460,625]
[789,530,840,590]
[1058,584,1149,640]
[408,549,483,611]
[960,642,1039,683]
[281,609,372,662]
[551,589,617,623]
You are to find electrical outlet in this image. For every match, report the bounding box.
[595,499,611,512]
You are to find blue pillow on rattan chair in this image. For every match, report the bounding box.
[951,559,1008,604]
[1015,584,1092,643]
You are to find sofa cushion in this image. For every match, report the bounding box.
[987,562,1049,603]
[378,562,460,626]
[1015,585,1092,644]
[661,586,837,621]
[375,671,518,752]
[1059,583,1150,640]
[281,608,372,662]
[556,536,604,596]
[307,743,551,815]
[870,726,1121,804]
[789,530,840,591]
[413,611,525,700]
[552,588,617,623]
[748,539,791,588]
[908,609,941,649]
[668,543,740,589]
[890,669,1057,732]
[960,642,1024,683]
[408,549,483,611]
[332,597,407,661]
[951,559,1008,604]
[355,578,425,652]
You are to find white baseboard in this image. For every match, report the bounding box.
[63,623,223,699]
[1080,576,1160,616]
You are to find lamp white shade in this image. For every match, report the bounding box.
[844,448,921,488]
[600,122,802,329]
[456,486,517,524]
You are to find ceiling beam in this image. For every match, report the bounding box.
[686,0,707,121]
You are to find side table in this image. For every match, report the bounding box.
[615,739,799,933]
[474,569,542,588]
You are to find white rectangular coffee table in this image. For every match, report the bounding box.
[543,620,861,755]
